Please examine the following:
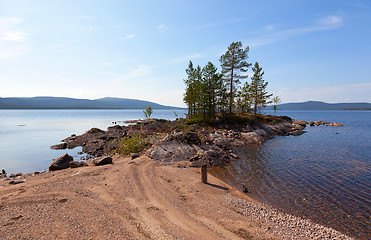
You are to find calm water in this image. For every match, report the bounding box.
[1,109,370,239]
[0,109,185,174]
[211,110,371,239]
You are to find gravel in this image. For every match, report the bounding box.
[223,194,354,240]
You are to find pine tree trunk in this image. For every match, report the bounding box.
[229,66,234,116]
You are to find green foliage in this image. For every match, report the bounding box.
[116,134,148,155]
[183,42,275,123]
[272,96,281,115]
[143,106,153,119]
[250,62,272,117]
[219,41,251,115]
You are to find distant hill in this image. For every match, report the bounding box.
[267,101,371,110]
[0,97,182,109]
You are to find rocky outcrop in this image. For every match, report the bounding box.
[328,122,343,127]
[49,153,73,171]
[50,117,342,169]
[146,117,311,167]
[307,121,343,127]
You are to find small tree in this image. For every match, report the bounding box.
[143,106,153,119]
[250,62,272,117]
[272,96,281,115]
[236,81,252,113]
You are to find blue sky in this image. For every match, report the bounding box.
[0,0,370,107]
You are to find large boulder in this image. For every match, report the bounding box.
[92,156,112,166]
[49,153,73,171]
[146,140,197,162]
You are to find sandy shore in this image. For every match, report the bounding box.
[0,156,354,239]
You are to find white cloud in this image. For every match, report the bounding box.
[318,15,343,25]
[122,34,135,40]
[0,17,28,58]
[157,24,168,32]
[87,26,94,31]
[112,65,153,83]
[250,15,344,48]
[0,17,27,42]
[104,62,112,66]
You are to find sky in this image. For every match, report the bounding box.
[0,0,370,107]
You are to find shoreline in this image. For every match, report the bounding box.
[1,117,356,239]
[0,155,354,239]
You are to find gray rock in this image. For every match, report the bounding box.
[240,132,265,144]
[9,179,26,185]
[146,140,197,162]
[49,153,73,171]
[92,156,112,166]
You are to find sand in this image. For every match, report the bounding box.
[0,156,353,239]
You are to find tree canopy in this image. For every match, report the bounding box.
[219,41,251,116]
[183,41,274,123]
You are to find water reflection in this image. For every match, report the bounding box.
[210,131,370,239]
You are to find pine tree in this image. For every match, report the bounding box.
[236,81,252,113]
[219,41,251,116]
[250,62,272,117]
[183,61,197,116]
[202,62,223,120]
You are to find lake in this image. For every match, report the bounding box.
[0,109,370,239]
[211,110,371,239]
[0,109,186,174]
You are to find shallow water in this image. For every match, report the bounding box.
[211,110,371,239]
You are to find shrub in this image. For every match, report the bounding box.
[116,134,148,155]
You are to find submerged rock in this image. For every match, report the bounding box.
[49,153,73,171]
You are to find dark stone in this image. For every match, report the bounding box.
[69,161,88,168]
[92,156,112,166]
[242,185,249,193]
[131,153,140,159]
[50,142,68,150]
[49,153,73,171]
[9,179,26,185]
[0,169,6,178]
